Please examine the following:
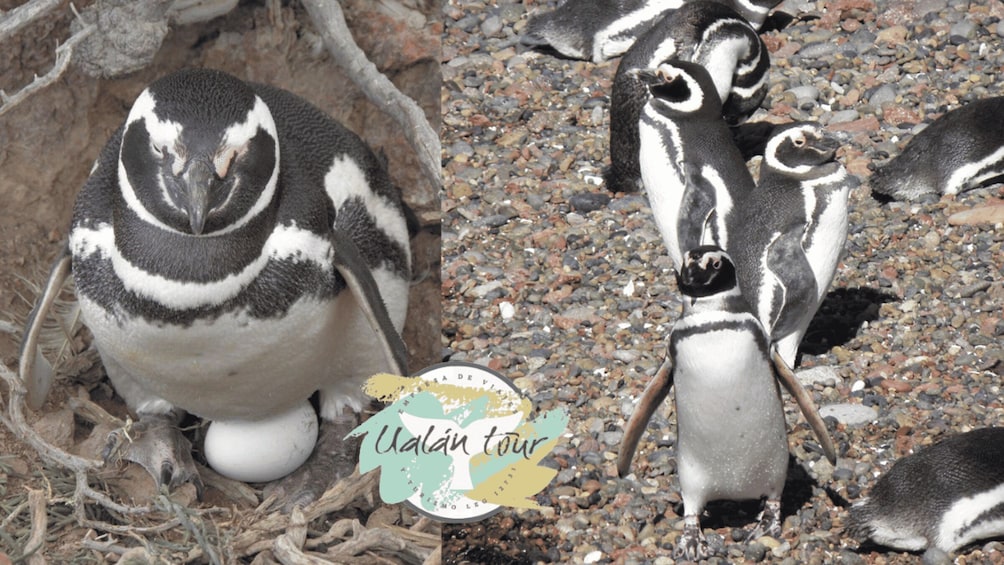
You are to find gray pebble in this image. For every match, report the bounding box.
[570,192,612,213]
[797,366,840,387]
[481,15,503,37]
[819,404,878,426]
[799,42,838,60]
[868,84,897,107]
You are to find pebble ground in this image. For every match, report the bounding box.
[441,0,1004,563]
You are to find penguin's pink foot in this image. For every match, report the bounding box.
[674,516,713,561]
[746,498,783,541]
[104,412,203,495]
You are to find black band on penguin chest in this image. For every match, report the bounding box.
[72,248,347,327]
[114,196,274,283]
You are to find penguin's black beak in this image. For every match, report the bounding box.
[183,159,215,235]
[814,132,842,160]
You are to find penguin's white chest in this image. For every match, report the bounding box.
[79,293,356,420]
[803,186,849,301]
[671,320,788,501]
[638,108,686,268]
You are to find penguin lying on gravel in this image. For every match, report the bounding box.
[605,0,769,193]
[869,97,1004,202]
[19,68,412,506]
[635,60,756,270]
[727,122,857,368]
[618,246,836,561]
[521,0,781,63]
[847,428,1004,562]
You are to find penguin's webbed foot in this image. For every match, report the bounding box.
[264,413,359,512]
[674,516,714,561]
[103,412,203,494]
[745,498,783,542]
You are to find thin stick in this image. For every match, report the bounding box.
[0,0,62,40]
[300,0,441,191]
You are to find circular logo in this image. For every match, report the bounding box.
[348,361,568,522]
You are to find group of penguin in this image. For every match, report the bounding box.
[524,0,1004,561]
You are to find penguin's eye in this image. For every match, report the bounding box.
[711,258,721,270]
[151,144,167,158]
[793,135,806,148]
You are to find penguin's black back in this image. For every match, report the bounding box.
[871,429,1004,508]
[870,97,1004,199]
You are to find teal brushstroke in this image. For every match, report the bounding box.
[471,407,570,485]
[347,390,497,510]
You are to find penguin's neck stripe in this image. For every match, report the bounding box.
[644,37,679,68]
[594,0,686,61]
[70,223,332,310]
[944,145,1004,195]
[804,166,849,189]
[324,155,411,250]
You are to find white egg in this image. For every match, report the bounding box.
[204,400,318,483]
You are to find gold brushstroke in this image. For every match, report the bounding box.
[363,373,532,418]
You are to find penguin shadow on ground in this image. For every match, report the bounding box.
[691,455,850,537]
[800,287,898,357]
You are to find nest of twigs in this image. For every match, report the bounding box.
[0,281,441,564]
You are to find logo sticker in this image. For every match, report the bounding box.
[347,361,569,522]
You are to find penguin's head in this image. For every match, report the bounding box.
[763,122,843,180]
[638,61,721,117]
[676,246,738,299]
[118,68,280,236]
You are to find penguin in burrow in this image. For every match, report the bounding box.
[18,68,414,507]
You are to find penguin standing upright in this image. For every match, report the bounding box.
[726,122,856,368]
[606,0,769,193]
[521,0,781,63]
[617,246,836,560]
[634,60,756,271]
[19,68,412,504]
[847,428,1004,559]
[869,97,1004,202]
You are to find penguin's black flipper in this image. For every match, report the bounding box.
[330,229,409,376]
[19,242,72,410]
[617,352,675,477]
[770,347,837,464]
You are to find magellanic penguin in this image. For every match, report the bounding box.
[617,246,836,561]
[847,428,1004,560]
[634,60,756,271]
[726,122,857,368]
[605,0,769,193]
[520,0,781,63]
[870,97,1004,202]
[18,68,412,504]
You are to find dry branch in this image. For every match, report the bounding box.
[301,0,441,191]
[0,16,95,117]
[0,0,61,39]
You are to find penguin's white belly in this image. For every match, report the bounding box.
[673,325,788,503]
[79,267,407,421]
[803,188,849,303]
[639,110,686,269]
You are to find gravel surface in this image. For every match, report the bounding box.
[442,0,1004,563]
